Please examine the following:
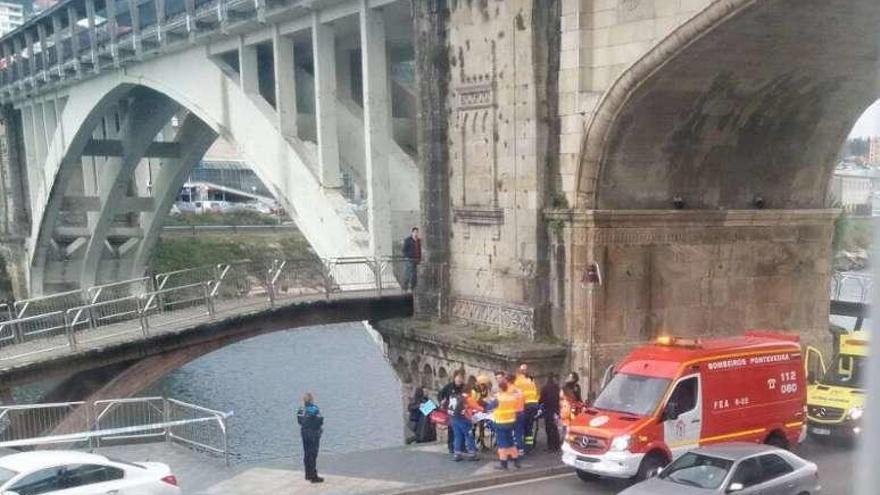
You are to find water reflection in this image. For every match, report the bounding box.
[145,322,404,463]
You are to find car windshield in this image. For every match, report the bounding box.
[593,373,671,416]
[660,452,734,490]
[820,354,867,388]
[0,466,18,485]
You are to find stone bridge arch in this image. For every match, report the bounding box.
[27,46,373,295]
[563,0,880,388]
[576,0,880,210]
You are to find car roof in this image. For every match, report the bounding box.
[0,451,110,472]
[689,442,784,460]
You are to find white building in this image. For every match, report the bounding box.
[0,2,22,37]
[869,136,880,166]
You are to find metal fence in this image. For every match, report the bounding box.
[0,257,408,361]
[0,397,232,465]
[831,272,873,303]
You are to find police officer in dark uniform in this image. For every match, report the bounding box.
[297,392,324,483]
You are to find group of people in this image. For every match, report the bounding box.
[297,369,584,483]
[407,365,585,470]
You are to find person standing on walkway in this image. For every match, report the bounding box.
[438,369,465,454]
[539,373,561,452]
[297,392,324,483]
[449,386,480,461]
[402,227,421,291]
[514,364,539,453]
[487,372,521,470]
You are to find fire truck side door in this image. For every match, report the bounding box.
[804,346,827,384]
[662,374,702,458]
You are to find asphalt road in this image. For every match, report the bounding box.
[453,439,854,494]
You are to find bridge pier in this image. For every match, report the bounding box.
[549,208,836,394]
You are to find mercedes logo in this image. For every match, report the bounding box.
[817,407,827,418]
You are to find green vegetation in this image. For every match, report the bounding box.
[833,212,872,253]
[148,234,315,274]
[164,210,280,226]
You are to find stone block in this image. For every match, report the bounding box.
[679,0,711,15]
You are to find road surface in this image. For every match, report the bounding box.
[454,439,852,494]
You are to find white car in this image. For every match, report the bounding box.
[0,451,180,495]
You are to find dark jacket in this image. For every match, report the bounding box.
[563,382,582,403]
[297,403,324,438]
[402,236,422,261]
[539,382,561,415]
[438,382,463,408]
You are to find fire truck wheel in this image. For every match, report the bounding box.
[575,469,599,482]
[635,451,668,481]
[764,431,790,450]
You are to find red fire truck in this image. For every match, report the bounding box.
[562,332,806,481]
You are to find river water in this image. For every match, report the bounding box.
[145,322,405,464]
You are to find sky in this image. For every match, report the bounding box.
[848,99,880,138]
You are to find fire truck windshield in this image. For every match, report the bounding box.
[593,373,671,416]
[820,354,867,388]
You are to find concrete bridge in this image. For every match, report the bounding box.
[0,0,419,296]
[0,0,877,395]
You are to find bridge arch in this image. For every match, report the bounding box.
[575,0,880,210]
[562,0,880,386]
[29,47,372,294]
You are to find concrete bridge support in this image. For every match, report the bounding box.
[0,0,420,296]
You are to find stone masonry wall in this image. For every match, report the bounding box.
[557,0,712,204]
[443,0,559,338]
[550,209,835,396]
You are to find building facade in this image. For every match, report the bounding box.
[0,2,22,37]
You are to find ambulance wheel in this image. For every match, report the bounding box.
[576,469,599,482]
[765,431,790,450]
[635,452,668,481]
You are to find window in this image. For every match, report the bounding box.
[9,468,62,495]
[758,454,794,482]
[668,376,698,414]
[660,452,733,490]
[592,373,671,416]
[58,464,125,489]
[729,458,762,489]
[0,466,18,485]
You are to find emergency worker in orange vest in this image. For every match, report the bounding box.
[487,371,521,470]
[514,364,539,453]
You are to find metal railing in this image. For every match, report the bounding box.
[831,272,873,303]
[0,256,409,361]
[0,0,263,98]
[0,396,232,465]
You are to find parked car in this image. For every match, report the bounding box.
[618,443,820,495]
[0,451,180,495]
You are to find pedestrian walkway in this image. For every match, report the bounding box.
[96,440,568,494]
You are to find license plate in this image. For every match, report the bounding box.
[811,427,831,436]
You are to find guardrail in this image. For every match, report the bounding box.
[0,256,410,361]
[830,272,873,303]
[0,396,232,465]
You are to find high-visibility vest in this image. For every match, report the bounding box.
[493,390,519,425]
[465,394,484,414]
[514,374,539,404]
